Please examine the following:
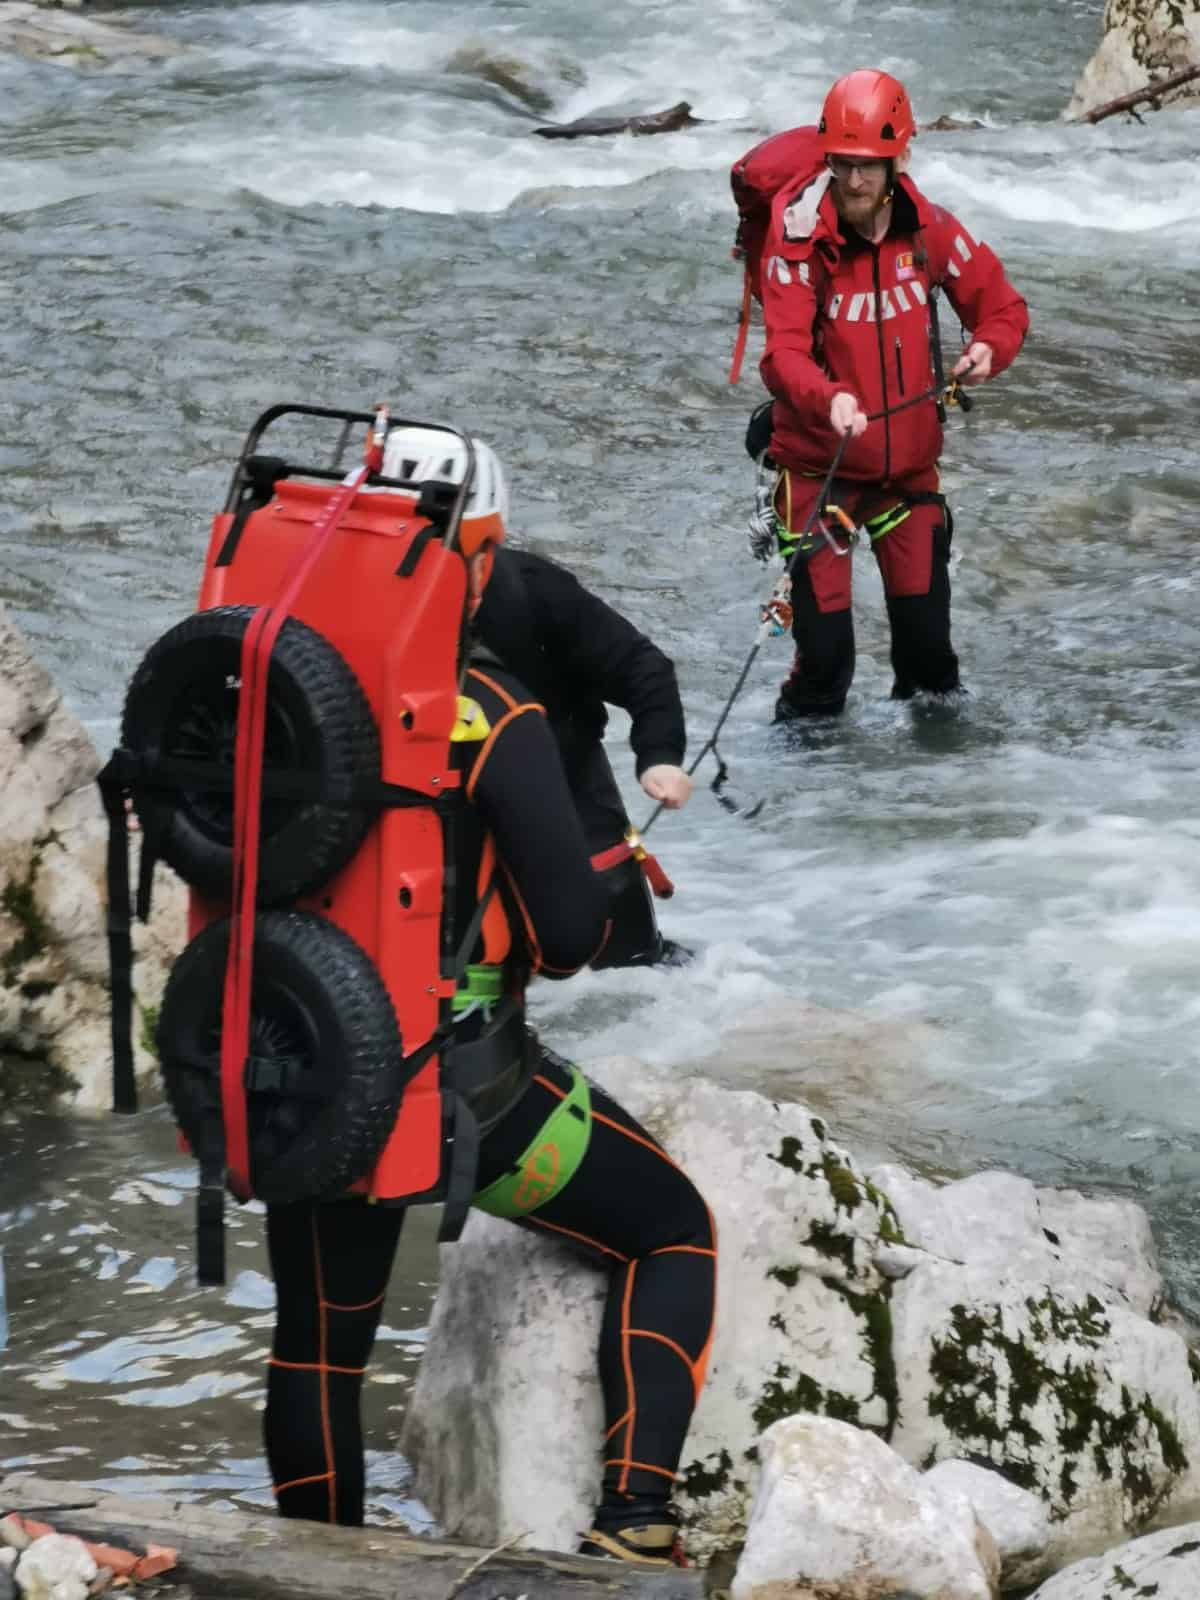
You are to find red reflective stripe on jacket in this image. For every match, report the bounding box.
[760,174,1028,483]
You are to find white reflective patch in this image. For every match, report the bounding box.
[767,255,792,286]
[828,293,845,319]
[880,288,897,320]
[954,234,973,262]
[911,281,927,304]
[947,260,961,279]
[893,284,912,312]
[846,293,869,323]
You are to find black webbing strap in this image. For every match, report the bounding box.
[437,1094,481,1244]
[97,754,138,1114]
[196,1152,227,1287]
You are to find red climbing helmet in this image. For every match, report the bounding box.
[819,69,916,159]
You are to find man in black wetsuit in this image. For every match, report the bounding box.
[262,435,716,1567]
[477,546,692,968]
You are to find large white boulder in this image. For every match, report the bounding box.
[0,602,184,1111]
[875,1162,1200,1568]
[731,1416,999,1600]
[403,1057,1200,1572]
[1067,0,1200,119]
[1030,1519,1200,1599]
[404,1056,903,1557]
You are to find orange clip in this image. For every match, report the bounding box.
[825,504,857,536]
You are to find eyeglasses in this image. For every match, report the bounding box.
[826,156,888,181]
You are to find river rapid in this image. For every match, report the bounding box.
[3,0,1200,1522]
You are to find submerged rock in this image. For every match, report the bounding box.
[1067,0,1200,119]
[403,1057,1200,1574]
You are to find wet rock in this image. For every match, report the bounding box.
[731,1415,999,1600]
[1029,1518,1200,1598]
[533,101,702,139]
[0,2,182,69]
[925,1459,1052,1590]
[0,601,185,1112]
[1067,0,1200,119]
[405,1059,1200,1571]
[920,114,986,132]
[445,41,583,115]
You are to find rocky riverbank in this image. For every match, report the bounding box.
[0,603,183,1114]
[406,1056,1200,1597]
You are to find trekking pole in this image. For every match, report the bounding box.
[640,430,853,834]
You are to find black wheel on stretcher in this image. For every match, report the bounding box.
[121,604,379,904]
[157,911,405,1205]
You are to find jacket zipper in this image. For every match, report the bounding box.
[894,337,905,397]
[871,249,891,482]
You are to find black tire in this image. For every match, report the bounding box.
[121,605,380,905]
[158,912,407,1205]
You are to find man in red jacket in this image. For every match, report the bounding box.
[759,68,1029,719]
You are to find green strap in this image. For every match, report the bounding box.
[864,502,911,543]
[472,1061,592,1218]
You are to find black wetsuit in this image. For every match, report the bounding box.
[263,662,716,1532]
[475,548,686,967]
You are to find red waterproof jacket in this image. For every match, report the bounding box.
[760,170,1029,484]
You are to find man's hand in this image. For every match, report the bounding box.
[829,391,868,438]
[954,342,993,384]
[640,764,692,810]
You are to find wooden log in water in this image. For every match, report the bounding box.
[1072,61,1200,124]
[0,1475,704,1600]
[533,102,702,139]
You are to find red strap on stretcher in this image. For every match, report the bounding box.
[220,464,371,1199]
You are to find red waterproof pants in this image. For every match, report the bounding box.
[775,467,960,716]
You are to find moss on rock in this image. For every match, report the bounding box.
[928,1296,1189,1523]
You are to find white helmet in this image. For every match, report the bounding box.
[380,427,508,553]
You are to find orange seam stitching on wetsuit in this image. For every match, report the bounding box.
[688,1201,720,1400]
[272,1471,334,1496]
[605,1410,633,1443]
[310,1213,337,1524]
[500,862,542,969]
[526,1212,629,1262]
[619,1261,637,1494]
[268,1357,367,1376]
[465,703,542,801]
[592,1108,682,1171]
[649,1243,717,1258]
[628,1327,699,1376]
[469,669,522,712]
[322,1292,385,1313]
[602,1458,676,1482]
